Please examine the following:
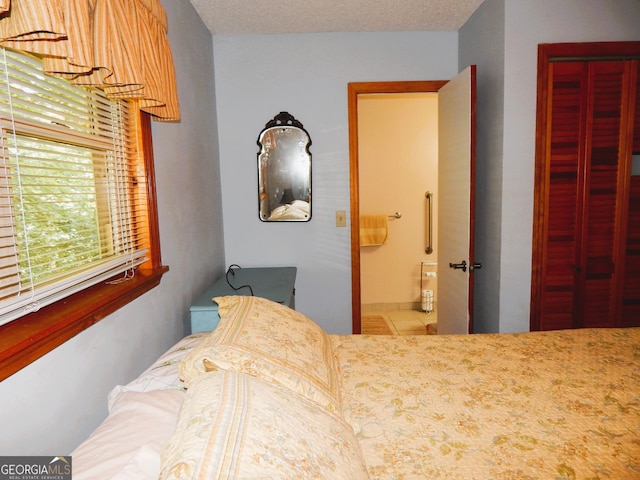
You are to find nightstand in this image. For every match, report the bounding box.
[189,266,297,333]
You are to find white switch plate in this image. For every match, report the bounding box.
[336,210,346,227]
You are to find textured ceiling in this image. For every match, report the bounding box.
[187,0,485,35]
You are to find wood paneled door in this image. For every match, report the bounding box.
[531,42,640,331]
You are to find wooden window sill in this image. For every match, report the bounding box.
[0,265,169,381]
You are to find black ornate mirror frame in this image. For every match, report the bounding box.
[257,112,312,222]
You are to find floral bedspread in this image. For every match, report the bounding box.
[330,328,640,480]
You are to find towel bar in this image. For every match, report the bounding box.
[388,212,401,219]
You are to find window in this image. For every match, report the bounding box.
[0,48,165,379]
[0,48,150,325]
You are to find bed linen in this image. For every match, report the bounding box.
[179,295,342,413]
[71,296,640,479]
[160,369,369,480]
[330,328,640,480]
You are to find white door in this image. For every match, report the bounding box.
[437,66,477,334]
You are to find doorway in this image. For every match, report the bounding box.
[348,81,447,334]
[349,68,477,335]
[358,92,438,335]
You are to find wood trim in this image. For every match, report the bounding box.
[348,81,447,334]
[141,111,163,269]
[0,111,167,381]
[0,266,168,381]
[347,83,361,334]
[538,41,640,61]
[530,45,554,331]
[468,65,477,334]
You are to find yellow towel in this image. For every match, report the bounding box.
[359,214,388,246]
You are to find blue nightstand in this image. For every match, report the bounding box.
[189,266,297,333]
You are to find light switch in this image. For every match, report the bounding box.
[336,210,346,227]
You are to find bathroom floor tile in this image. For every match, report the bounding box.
[364,309,436,336]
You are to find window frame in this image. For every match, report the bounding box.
[0,112,167,381]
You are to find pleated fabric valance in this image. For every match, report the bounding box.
[0,0,180,121]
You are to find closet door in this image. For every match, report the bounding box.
[536,60,586,331]
[532,55,639,331]
[580,60,633,328]
[621,63,640,326]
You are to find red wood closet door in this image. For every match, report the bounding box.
[621,66,640,327]
[580,60,633,328]
[623,176,640,326]
[533,58,639,331]
[538,61,585,330]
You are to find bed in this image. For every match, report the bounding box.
[71,295,640,479]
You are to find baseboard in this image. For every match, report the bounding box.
[362,302,421,312]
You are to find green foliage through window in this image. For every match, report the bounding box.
[7,134,105,285]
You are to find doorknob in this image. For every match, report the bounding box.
[449,260,482,272]
[449,260,467,272]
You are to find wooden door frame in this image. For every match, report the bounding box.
[348,81,447,334]
[530,41,640,331]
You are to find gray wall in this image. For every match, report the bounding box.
[0,0,225,455]
[460,0,640,333]
[214,31,458,334]
[459,0,505,333]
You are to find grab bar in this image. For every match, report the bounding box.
[425,191,433,254]
[388,212,401,219]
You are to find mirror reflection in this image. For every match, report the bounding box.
[258,112,311,221]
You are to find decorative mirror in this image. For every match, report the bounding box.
[257,112,312,221]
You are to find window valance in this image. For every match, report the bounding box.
[0,0,180,121]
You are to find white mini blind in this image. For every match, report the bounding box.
[0,48,148,326]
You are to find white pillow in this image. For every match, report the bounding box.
[160,370,370,480]
[107,333,208,409]
[71,389,185,480]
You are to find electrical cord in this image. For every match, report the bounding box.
[225,264,254,296]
